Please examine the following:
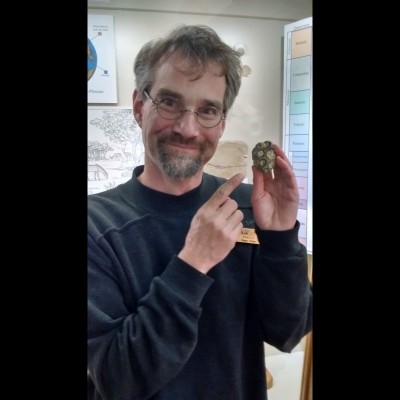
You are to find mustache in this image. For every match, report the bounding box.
[158,133,205,150]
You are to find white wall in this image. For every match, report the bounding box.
[88,8,312,181]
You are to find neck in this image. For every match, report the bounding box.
[137,164,203,195]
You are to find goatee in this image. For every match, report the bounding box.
[156,135,204,179]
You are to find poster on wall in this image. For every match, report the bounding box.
[282,17,312,254]
[88,14,118,103]
[88,108,144,195]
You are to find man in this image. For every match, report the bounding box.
[88,24,312,400]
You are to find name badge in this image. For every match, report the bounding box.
[237,228,259,244]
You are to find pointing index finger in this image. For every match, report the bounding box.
[209,172,245,207]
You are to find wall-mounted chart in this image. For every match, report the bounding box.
[283,17,312,254]
[88,14,117,103]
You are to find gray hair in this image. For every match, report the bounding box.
[133,24,242,114]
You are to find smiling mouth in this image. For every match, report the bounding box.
[166,138,202,152]
[169,142,199,151]
[158,134,204,155]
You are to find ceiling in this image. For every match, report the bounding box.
[87,0,313,22]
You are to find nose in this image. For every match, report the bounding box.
[172,110,200,136]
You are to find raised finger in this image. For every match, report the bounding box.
[208,172,245,209]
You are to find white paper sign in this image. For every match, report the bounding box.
[88,14,118,103]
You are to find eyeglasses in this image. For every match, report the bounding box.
[144,90,225,129]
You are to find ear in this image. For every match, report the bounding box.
[132,89,143,127]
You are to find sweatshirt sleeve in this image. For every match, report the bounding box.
[253,220,313,352]
[88,233,213,400]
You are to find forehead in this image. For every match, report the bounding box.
[153,54,226,103]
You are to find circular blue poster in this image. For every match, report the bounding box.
[87,38,97,81]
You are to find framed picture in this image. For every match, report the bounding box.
[88,14,118,103]
[88,107,144,195]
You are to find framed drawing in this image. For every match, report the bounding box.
[88,107,144,195]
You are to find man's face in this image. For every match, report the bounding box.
[134,54,227,179]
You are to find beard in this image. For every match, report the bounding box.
[155,133,206,179]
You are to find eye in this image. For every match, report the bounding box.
[198,106,219,117]
[158,96,181,110]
